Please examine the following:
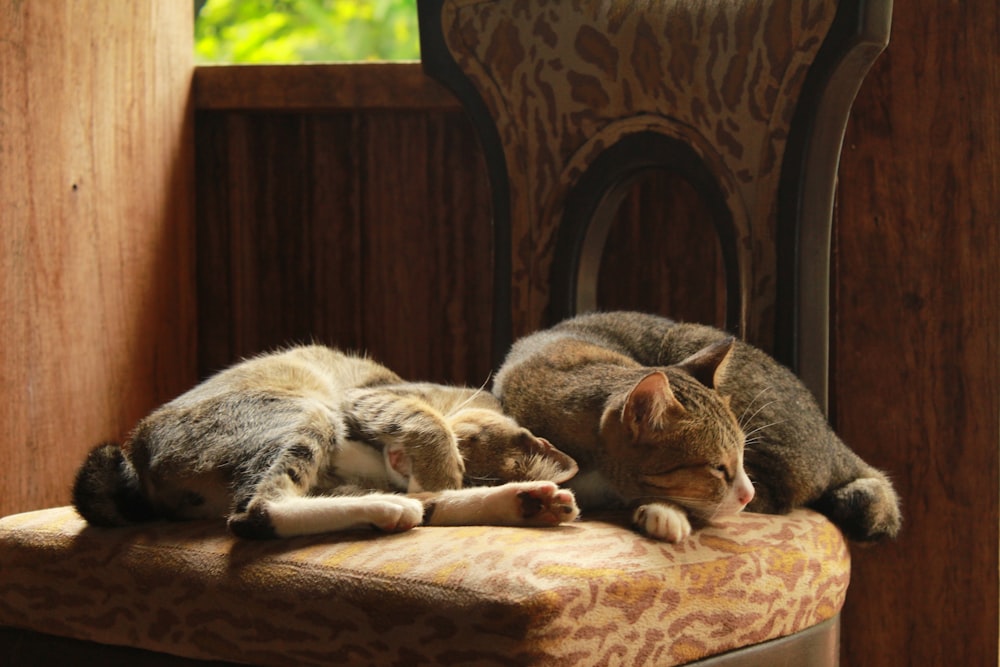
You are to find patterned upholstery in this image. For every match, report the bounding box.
[433,0,839,344]
[0,506,847,665]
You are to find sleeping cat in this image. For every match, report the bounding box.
[73,344,579,539]
[493,311,902,543]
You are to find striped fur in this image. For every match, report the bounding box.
[73,345,578,539]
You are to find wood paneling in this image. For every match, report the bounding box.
[194,62,461,112]
[194,107,495,386]
[833,0,999,663]
[597,170,727,327]
[0,2,196,516]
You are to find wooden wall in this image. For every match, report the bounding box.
[833,1,999,664]
[0,2,196,518]
[193,67,495,386]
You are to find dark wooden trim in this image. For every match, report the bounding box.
[418,0,514,368]
[774,0,893,411]
[193,62,462,111]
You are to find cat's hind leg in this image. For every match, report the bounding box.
[225,431,420,539]
[420,481,580,527]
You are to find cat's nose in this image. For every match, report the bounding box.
[733,469,754,507]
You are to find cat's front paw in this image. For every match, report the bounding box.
[368,497,424,532]
[513,481,580,525]
[472,481,579,526]
[633,502,692,542]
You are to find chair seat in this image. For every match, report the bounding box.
[0,506,848,666]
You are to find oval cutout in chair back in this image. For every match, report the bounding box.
[549,132,741,335]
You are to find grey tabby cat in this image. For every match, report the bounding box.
[493,311,901,543]
[73,345,579,539]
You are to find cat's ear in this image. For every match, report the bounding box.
[676,338,734,389]
[623,371,687,439]
[524,435,579,483]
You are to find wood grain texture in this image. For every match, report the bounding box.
[832,0,999,663]
[195,112,365,373]
[597,170,727,327]
[194,63,462,111]
[194,108,495,387]
[0,2,196,516]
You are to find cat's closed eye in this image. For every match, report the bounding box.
[713,464,731,481]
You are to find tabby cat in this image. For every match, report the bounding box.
[73,345,579,539]
[493,311,902,543]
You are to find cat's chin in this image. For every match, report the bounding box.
[714,499,751,518]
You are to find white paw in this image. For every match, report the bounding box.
[633,503,692,542]
[368,497,423,532]
[505,481,580,525]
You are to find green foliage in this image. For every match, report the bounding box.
[195,0,420,63]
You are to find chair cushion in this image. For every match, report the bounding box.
[0,506,848,666]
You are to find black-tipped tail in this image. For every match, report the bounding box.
[810,473,902,542]
[72,442,157,526]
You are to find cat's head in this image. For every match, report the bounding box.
[600,338,755,523]
[449,409,579,486]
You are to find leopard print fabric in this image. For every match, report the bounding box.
[0,506,848,666]
[438,0,838,343]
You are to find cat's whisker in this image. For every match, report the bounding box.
[737,387,768,424]
[451,374,493,413]
[738,387,774,429]
[741,419,787,442]
[463,474,503,485]
[707,500,729,522]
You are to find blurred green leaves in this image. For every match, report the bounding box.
[195,0,420,63]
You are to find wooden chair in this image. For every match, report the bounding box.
[0,2,887,665]
[419,0,892,663]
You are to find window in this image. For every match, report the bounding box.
[194,0,420,63]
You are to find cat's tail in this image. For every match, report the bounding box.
[72,442,157,526]
[810,467,902,542]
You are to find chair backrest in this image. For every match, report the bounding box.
[419,0,892,412]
